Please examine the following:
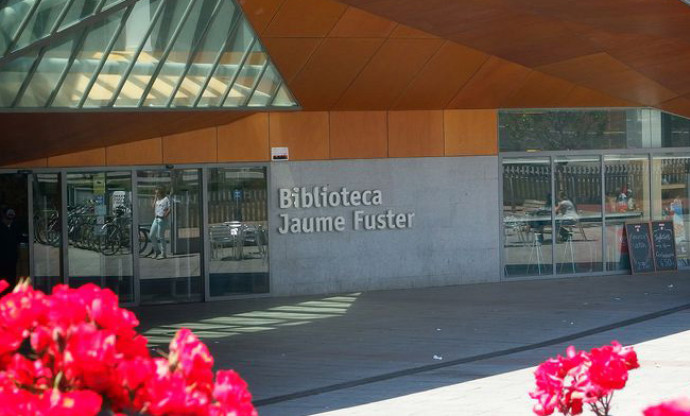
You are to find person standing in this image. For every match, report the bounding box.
[150,187,171,260]
[0,208,21,289]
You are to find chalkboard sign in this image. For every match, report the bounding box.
[625,222,655,274]
[651,220,677,272]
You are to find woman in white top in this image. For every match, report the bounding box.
[150,186,171,259]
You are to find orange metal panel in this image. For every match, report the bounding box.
[289,37,384,110]
[262,37,323,83]
[269,112,329,160]
[48,148,106,167]
[330,7,397,37]
[162,128,217,164]
[394,41,489,110]
[449,56,531,108]
[502,71,576,108]
[330,111,388,159]
[537,53,677,106]
[218,114,270,161]
[264,0,347,37]
[444,110,497,156]
[388,110,444,158]
[106,138,163,166]
[335,38,445,110]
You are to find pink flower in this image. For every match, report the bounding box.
[0,282,258,415]
[644,398,690,416]
[212,370,258,416]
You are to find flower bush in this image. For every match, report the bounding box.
[530,341,639,416]
[644,399,690,416]
[0,279,257,415]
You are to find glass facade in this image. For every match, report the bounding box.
[32,173,61,293]
[0,0,298,110]
[501,108,690,278]
[6,166,269,305]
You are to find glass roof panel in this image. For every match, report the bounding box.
[0,0,298,111]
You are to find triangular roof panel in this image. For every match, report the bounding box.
[0,0,298,110]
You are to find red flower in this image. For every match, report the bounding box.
[530,342,639,416]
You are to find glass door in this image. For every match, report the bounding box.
[502,157,553,276]
[604,155,650,272]
[554,156,603,274]
[207,167,269,297]
[652,155,690,269]
[137,169,202,303]
[66,171,134,302]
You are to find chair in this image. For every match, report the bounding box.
[240,224,266,259]
[209,224,239,260]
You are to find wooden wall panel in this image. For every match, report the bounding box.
[289,38,384,109]
[3,158,48,168]
[388,111,444,158]
[537,53,676,106]
[48,148,106,167]
[559,86,636,108]
[262,37,323,83]
[218,114,270,161]
[329,7,397,37]
[502,72,576,108]
[394,41,489,110]
[330,111,388,159]
[269,112,330,160]
[390,24,437,39]
[444,110,497,156]
[264,0,347,37]
[106,138,163,166]
[335,38,445,110]
[449,57,531,108]
[162,128,217,164]
[659,96,690,119]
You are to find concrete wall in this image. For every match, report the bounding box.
[268,156,501,296]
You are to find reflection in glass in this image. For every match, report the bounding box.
[502,158,553,276]
[652,155,690,269]
[0,174,29,283]
[137,170,202,303]
[32,173,61,293]
[207,167,268,297]
[0,0,298,109]
[604,155,649,271]
[66,172,133,302]
[554,157,603,274]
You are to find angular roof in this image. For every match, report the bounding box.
[0,0,297,110]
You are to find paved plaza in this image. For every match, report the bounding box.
[135,273,690,416]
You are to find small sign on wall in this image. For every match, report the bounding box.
[271,147,289,161]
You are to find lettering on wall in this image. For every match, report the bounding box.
[277,186,415,234]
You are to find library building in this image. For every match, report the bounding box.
[2,0,690,305]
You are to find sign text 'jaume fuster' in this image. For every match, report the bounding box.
[277,186,414,234]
